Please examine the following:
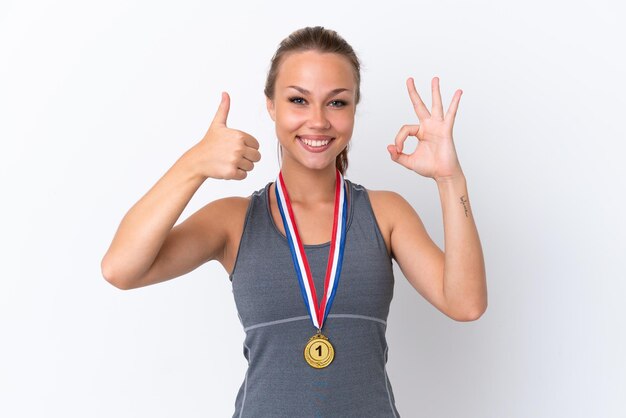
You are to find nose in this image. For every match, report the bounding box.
[307,105,331,129]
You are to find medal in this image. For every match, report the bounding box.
[275,168,348,369]
[304,332,335,368]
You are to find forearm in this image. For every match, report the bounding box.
[436,174,487,320]
[101,149,207,285]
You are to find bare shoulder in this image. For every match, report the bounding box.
[365,188,414,221]
[193,195,251,234]
[215,195,252,275]
[372,187,425,218]
[365,188,407,209]
[362,188,411,258]
[180,194,251,273]
[208,194,251,216]
[364,187,426,258]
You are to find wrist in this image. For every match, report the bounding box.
[178,147,210,182]
[435,172,466,186]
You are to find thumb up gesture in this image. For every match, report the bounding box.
[189,92,261,180]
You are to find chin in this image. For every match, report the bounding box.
[300,160,335,171]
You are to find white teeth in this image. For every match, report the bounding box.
[300,137,331,147]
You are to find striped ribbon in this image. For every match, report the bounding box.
[274,168,348,331]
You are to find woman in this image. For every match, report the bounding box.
[101,26,486,417]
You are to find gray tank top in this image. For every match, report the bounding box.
[229,179,400,417]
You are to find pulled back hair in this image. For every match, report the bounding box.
[264,26,361,176]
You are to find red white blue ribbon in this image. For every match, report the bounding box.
[274,168,348,331]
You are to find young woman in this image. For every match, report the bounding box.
[101,26,486,417]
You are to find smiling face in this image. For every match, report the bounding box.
[266,50,357,171]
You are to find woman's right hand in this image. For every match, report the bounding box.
[188,92,261,180]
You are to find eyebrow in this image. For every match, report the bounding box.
[287,85,351,96]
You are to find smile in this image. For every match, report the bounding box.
[296,135,335,152]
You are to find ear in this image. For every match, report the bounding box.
[266,97,276,122]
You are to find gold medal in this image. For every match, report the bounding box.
[275,169,346,370]
[304,332,335,369]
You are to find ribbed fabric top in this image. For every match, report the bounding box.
[229,179,400,417]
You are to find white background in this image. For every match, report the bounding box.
[1,0,624,416]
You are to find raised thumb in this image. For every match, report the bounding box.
[211,91,230,127]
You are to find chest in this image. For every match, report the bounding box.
[268,184,353,246]
[230,183,396,328]
[268,202,335,246]
[268,185,392,256]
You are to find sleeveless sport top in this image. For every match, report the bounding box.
[229,179,401,417]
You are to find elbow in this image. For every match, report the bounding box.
[445,274,488,322]
[101,257,131,290]
[453,302,488,322]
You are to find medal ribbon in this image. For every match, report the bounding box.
[274,168,348,331]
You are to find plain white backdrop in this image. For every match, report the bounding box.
[1,0,624,416]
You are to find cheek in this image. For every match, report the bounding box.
[330,113,355,134]
[276,108,306,132]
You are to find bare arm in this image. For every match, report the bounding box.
[387,76,487,320]
[101,92,261,289]
[100,151,206,288]
[436,175,486,319]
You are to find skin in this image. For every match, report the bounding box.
[264,51,357,247]
[101,49,487,322]
[266,50,355,189]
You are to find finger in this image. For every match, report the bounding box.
[444,89,463,126]
[243,147,262,163]
[431,77,444,119]
[387,144,412,167]
[394,124,420,153]
[406,77,430,120]
[243,134,260,150]
[231,168,248,181]
[238,157,254,172]
[211,91,230,127]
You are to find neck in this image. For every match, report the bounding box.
[279,158,338,205]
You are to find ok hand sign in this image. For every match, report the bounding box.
[387,77,464,182]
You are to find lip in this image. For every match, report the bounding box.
[297,135,334,141]
[296,135,335,153]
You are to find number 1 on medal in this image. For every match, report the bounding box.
[304,333,335,368]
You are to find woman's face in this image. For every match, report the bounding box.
[266,50,357,171]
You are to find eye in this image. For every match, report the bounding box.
[329,100,347,108]
[289,96,306,105]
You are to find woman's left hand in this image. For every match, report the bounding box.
[387,77,464,182]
